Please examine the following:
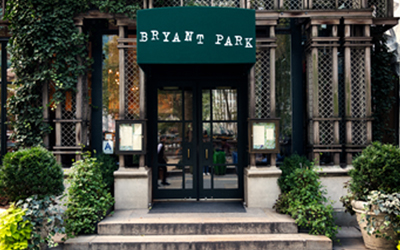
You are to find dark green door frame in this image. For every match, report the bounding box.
[147,71,248,200]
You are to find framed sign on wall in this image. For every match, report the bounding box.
[115,120,146,154]
[248,118,280,154]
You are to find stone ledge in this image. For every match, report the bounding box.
[114,167,150,179]
[244,167,282,178]
[316,166,353,177]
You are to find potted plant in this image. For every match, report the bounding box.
[341,142,400,249]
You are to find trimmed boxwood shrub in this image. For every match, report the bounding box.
[0,147,64,202]
[341,142,400,214]
[349,142,400,197]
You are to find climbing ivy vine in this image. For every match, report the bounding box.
[5,0,140,148]
[371,28,398,143]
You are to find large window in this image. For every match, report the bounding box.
[102,35,120,136]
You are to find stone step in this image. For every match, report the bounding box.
[97,208,298,235]
[98,220,297,235]
[63,234,332,250]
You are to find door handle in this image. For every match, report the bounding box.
[205,149,208,160]
[188,149,190,159]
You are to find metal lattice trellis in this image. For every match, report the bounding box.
[152,0,238,7]
[351,49,366,118]
[319,121,334,145]
[368,0,387,17]
[153,0,181,7]
[338,0,361,9]
[318,48,333,119]
[282,0,303,10]
[255,48,271,119]
[350,48,367,145]
[126,0,145,7]
[61,92,77,147]
[61,123,76,146]
[213,0,241,8]
[249,0,275,10]
[124,48,141,120]
[312,0,336,9]
[318,48,335,145]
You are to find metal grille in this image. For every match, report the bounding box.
[124,48,140,120]
[312,0,335,9]
[369,0,387,17]
[352,120,367,145]
[60,92,77,147]
[338,0,361,9]
[350,49,366,119]
[154,0,181,7]
[255,48,271,119]
[213,0,240,7]
[350,48,367,146]
[184,0,212,5]
[283,0,303,10]
[250,0,274,10]
[61,92,76,120]
[318,48,333,118]
[319,121,334,145]
[61,123,76,146]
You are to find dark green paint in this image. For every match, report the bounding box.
[137,7,255,65]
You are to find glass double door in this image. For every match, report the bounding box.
[153,81,244,200]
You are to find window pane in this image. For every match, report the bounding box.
[212,88,237,121]
[102,35,119,145]
[158,89,182,121]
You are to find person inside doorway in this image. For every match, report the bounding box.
[203,130,210,175]
[158,136,170,186]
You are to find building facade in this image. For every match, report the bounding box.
[0,0,398,215]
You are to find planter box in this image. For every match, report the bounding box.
[351,200,398,250]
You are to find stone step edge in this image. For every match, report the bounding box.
[64,233,332,244]
[98,220,297,225]
[97,221,298,235]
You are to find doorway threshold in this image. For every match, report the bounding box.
[149,201,246,213]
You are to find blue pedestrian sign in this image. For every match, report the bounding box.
[103,140,114,154]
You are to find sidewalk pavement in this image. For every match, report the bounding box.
[334,227,368,250]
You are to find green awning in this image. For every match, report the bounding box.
[137,7,255,66]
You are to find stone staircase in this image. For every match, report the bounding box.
[63,202,332,250]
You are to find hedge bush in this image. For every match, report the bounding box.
[0,147,64,202]
[285,166,337,239]
[348,142,400,199]
[277,154,311,194]
[341,142,400,214]
[64,152,114,236]
[96,153,119,193]
[274,155,338,239]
